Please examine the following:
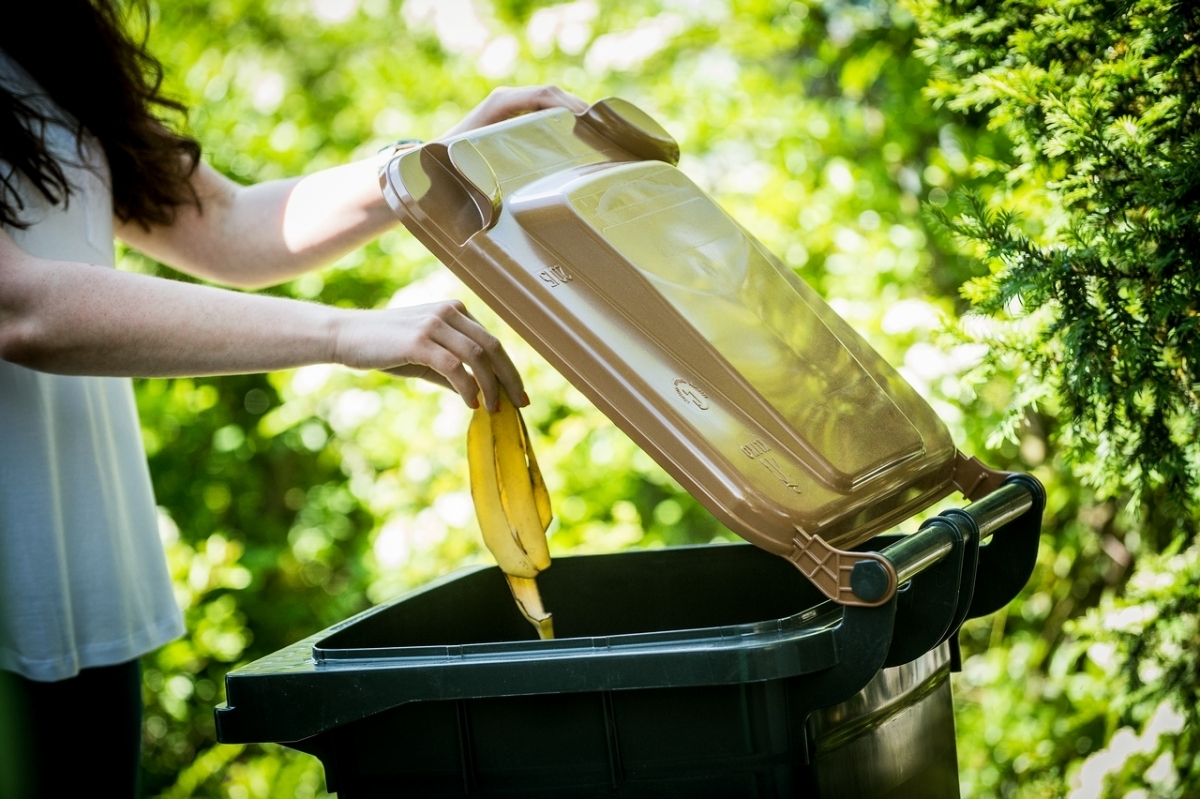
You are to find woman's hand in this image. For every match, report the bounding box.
[439,85,589,139]
[332,299,525,411]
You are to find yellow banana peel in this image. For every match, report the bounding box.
[506,575,554,641]
[468,391,555,639]
[492,394,553,571]
[522,412,554,531]
[467,402,539,578]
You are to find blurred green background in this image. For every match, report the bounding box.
[119,1,1195,797]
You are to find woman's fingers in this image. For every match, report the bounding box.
[440,85,590,138]
[384,359,477,405]
[436,303,525,408]
[401,306,498,408]
[493,85,589,116]
[429,326,503,410]
[335,301,527,410]
[381,363,454,392]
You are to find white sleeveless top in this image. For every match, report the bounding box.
[0,50,183,681]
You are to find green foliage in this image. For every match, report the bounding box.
[1070,538,1200,797]
[912,0,1200,508]
[907,1,1200,796]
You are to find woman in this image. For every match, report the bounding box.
[0,1,586,793]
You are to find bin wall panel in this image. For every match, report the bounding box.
[468,693,611,788]
[813,676,959,799]
[345,700,463,783]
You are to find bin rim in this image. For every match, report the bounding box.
[311,544,843,666]
[215,543,897,745]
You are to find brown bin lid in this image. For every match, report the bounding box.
[380,98,1005,606]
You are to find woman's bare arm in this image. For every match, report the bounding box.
[0,229,523,410]
[114,156,393,291]
[115,86,588,290]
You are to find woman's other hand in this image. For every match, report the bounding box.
[332,299,525,412]
[439,85,589,139]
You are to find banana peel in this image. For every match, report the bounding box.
[492,397,552,571]
[468,391,555,639]
[506,575,554,640]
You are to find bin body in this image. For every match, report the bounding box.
[213,100,1046,796]
[218,544,961,798]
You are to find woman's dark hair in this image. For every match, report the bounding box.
[0,0,200,230]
